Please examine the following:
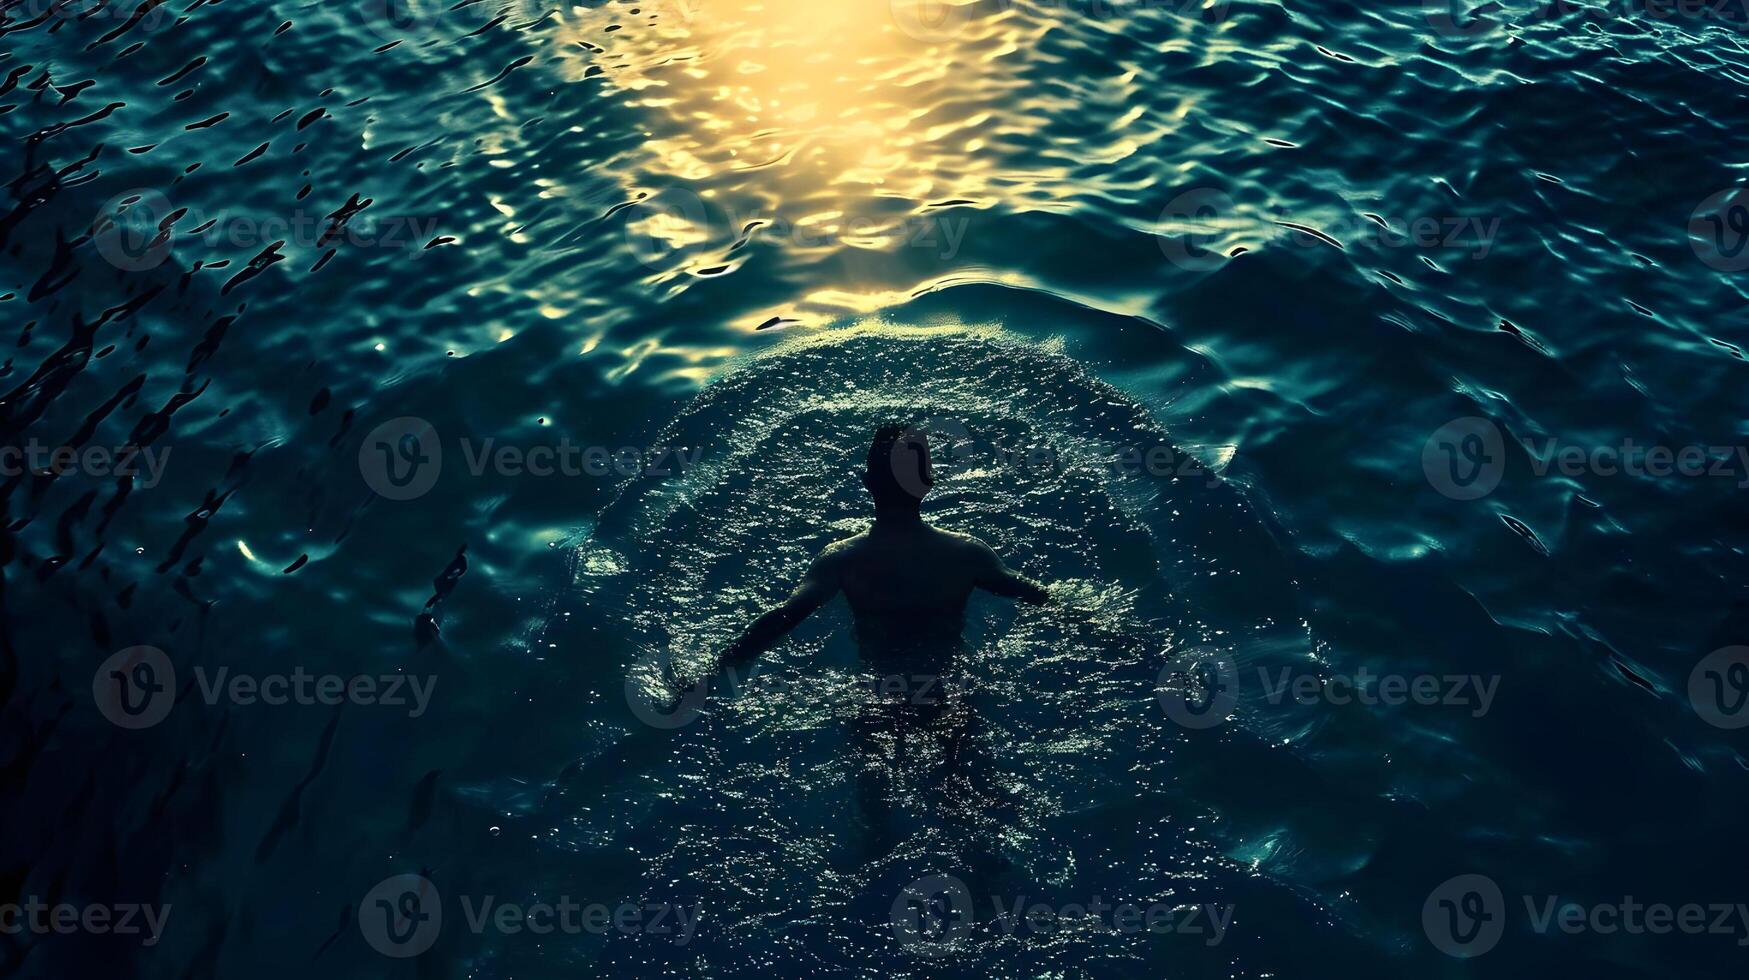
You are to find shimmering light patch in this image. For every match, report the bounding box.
[794,286,932,316]
[606,337,662,382]
[626,206,712,252]
[663,365,718,386]
[547,0,1023,300]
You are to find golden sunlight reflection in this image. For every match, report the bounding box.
[534,0,1229,348]
[557,0,965,185]
[552,0,1021,302]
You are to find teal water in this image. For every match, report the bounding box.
[3,0,1749,977]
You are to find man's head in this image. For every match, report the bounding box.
[863,424,934,512]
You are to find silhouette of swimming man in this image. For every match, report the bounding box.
[712,425,1050,675]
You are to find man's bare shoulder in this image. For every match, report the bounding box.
[814,531,871,564]
[795,533,866,589]
[930,527,1003,563]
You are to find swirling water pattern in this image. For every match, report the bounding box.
[1,0,1747,977]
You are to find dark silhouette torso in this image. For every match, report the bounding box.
[827,521,992,656]
[717,507,1043,677]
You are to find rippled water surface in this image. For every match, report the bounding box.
[4,0,1749,976]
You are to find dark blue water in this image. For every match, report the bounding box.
[4,0,1749,976]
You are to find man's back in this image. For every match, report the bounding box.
[839,522,984,605]
[709,426,1048,674]
[813,522,1048,654]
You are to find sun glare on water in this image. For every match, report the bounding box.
[550,0,1022,317]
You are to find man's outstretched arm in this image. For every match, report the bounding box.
[971,540,1051,605]
[717,547,843,670]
